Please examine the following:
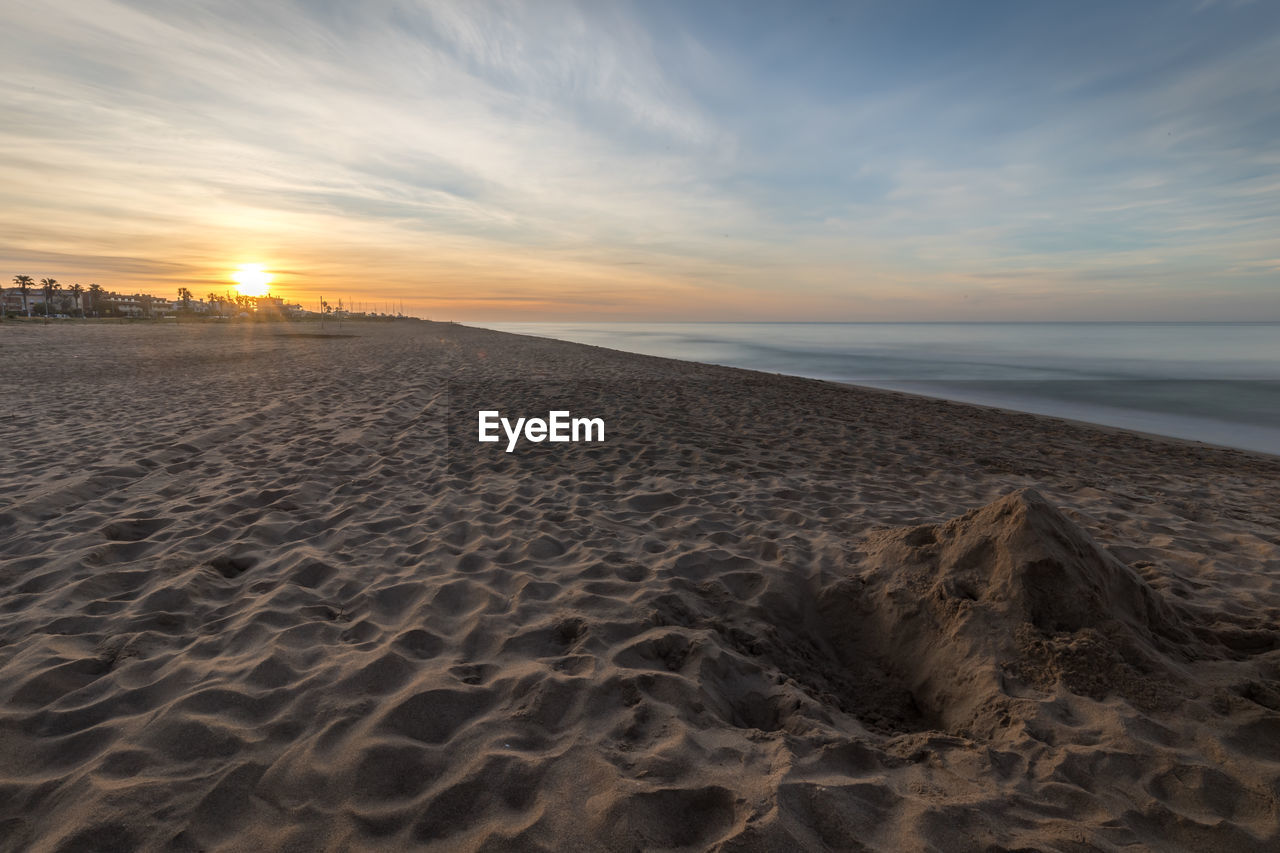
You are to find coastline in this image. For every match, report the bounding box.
[475,320,1280,458]
[483,321,1280,463]
[2,320,1279,850]
[842,379,1280,463]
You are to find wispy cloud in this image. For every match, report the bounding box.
[0,0,1277,319]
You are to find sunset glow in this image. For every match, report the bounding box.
[231,265,272,298]
[1,2,1278,320]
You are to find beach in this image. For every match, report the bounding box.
[480,321,1280,457]
[2,319,1279,851]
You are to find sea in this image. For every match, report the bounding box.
[476,322,1280,456]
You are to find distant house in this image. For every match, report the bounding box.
[101,293,145,317]
[4,287,304,320]
[1,287,61,315]
[169,298,210,314]
[92,292,175,318]
[1,288,31,314]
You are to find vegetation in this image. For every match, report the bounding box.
[12,274,33,317]
[5,273,417,323]
[39,278,58,323]
[68,283,84,317]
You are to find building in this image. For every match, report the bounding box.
[93,292,175,318]
[169,298,210,314]
[4,286,307,320]
[100,293,145,317]
[0,287,83,316]
[1,287,39,315]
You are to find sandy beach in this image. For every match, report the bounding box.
[2,320,1279,852]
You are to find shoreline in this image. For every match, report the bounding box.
[11,315,1275,460]
[842,378,1280,462]
[472,319,1280,458]
[466,320,1280,463]
[2,320,1278,850]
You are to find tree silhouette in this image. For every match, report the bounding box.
[40,278,58,322]
[12,275,33,317]
[68,283,84,317]
[88,284,103,317]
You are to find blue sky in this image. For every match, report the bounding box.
[1,0,1277,319]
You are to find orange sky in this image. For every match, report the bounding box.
[2,1,1279,321]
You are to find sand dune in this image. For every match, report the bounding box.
[1,320,1279,851]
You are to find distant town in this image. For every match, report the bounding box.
[3,275,414,321]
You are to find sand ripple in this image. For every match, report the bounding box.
[1,321,1278,851]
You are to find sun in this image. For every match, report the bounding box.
[232,264,273,297]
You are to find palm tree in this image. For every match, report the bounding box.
[12,274,33,317]
[177,287,192,311]
[40,277,58,321]
[68,283,84,317]
[88,284,103,317]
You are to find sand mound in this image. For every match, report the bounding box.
[817,488,1199,735]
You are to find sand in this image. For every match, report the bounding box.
[1,319,1278,852]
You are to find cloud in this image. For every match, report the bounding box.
[0,0,1277,319]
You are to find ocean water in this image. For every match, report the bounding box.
[477,322,1280,456]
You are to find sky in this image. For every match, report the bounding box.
[1,0,1278,321]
